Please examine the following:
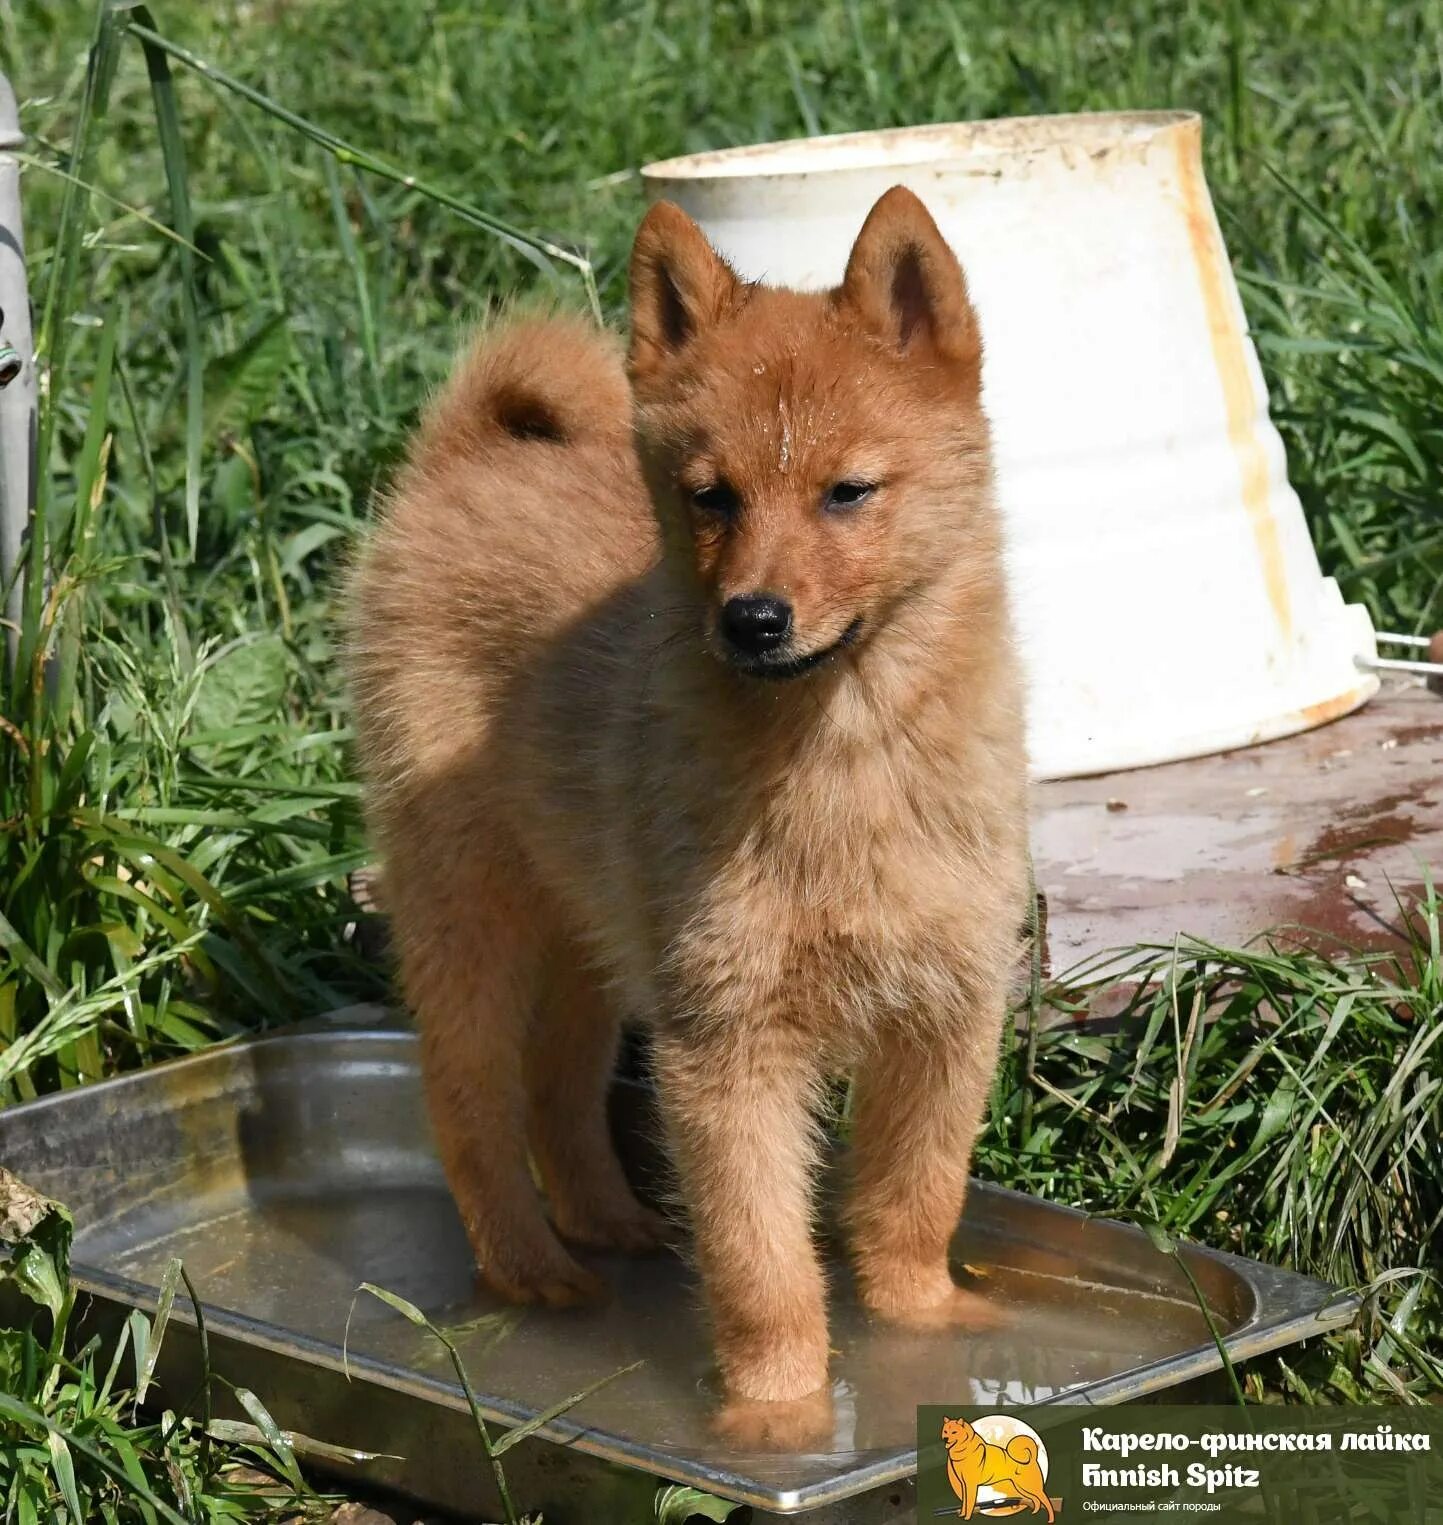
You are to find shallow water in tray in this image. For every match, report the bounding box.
[91,1174,1219,1460]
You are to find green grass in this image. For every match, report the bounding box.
[0,0,1441,1517]
[0,1171,341,1522]
[986,901,1442,1403]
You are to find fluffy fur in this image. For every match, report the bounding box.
[346,186,1029,1410]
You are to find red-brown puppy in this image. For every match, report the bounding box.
[347,186,1028,1408]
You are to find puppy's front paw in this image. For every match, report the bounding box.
[713,1388,835,1453]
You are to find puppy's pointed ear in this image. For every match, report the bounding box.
[839,186,980,371]
[629,201,741,379]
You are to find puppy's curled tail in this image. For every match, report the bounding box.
[416,311,632,460]
[1007,1436,1040,1466]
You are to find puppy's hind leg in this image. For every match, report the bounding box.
[525,950,672,1254]
[389,846,605,1308]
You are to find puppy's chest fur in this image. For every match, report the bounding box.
[652,731,1014,1044]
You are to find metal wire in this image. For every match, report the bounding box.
[1359,655,1443,676]
[1360,633,1443,678]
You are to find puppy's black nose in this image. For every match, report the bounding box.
[721,593,792,656]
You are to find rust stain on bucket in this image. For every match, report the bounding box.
[1298,685,1372,729]
[1173,119,1292,643]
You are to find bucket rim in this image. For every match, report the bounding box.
[642,109,1201,184]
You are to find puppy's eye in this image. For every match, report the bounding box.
[825,480,875,512]
[690,482,740,517]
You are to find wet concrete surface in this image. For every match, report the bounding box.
[1032,678,1443,969]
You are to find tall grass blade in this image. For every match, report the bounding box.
[489,1359,643,1456]
[233,1386,308,1492]
[324,156,382,411]
[136,1257,182,1405]
[129,6,204,556]
[33,0,122,509]
[357,1281,521,1525]
[178,1262,214,1491]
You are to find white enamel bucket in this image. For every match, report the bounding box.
[642,111,1378,780]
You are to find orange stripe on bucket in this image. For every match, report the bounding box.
[1299,684,1373,729]
[1173,120,1292,643]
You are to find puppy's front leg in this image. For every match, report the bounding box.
[652,1023,829,1403]
[847,1015,1002,1327]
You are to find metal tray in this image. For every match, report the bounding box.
[0,1027,1355,1522]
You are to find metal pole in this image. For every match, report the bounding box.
[0,70,36,660]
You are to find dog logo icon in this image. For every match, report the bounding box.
[940,1415,1058,1520]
